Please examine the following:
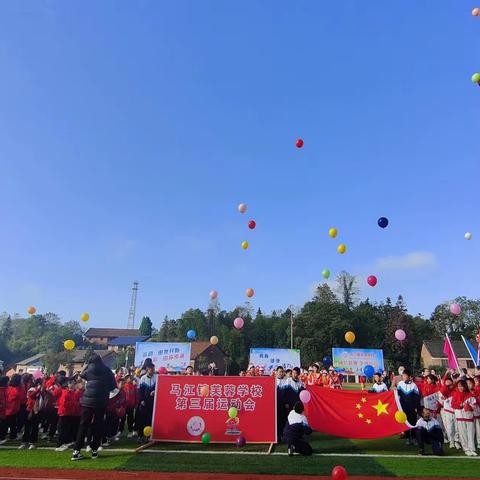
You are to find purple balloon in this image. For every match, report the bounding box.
[299,390,311,404]
[236,436,246,448]
[395,329,406,341]
[233,317,244,329]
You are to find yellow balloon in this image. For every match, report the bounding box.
[143,426,152,437]
[64,339,75,351]
[80,312,90,322]
[337,244,346,254]
[241,241,249,250]
[395,411,407,424]
[210,336,219,345]
[345,331,355,344]
[328,228,338,238]
[27,306,36,315]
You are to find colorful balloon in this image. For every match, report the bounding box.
[210,335,219,345]
[299,390,311,404]
[143,426,152,437]
[395,411,407,424]
[201,432,211,444]
[248,220,256,230]
[158,367,168,374]
[323,356,332,366]
[200,385,209,396]
[238,203,247,214]
[473,7,480,16]
[241,241,249,250]
[377,217,389,229]
[367,275,377,287]
[345,331,355,344]
[395,329,406,341]
[228,407,238,419]
[236,436,246,448]
[331,466,348,480]
[233,317,244,329]
[80,312,90,322]
[328,227,338,238]
[295,138,304,148]
[246,288,255,298]
[450,303,461,316]
[363,365,375,377]
[322,269,330,279]
[209,290,218,300]
[32,369,43,380]
[27,306,36,315]
[64,339,75,351]
[337,244,346,254]
[472,73,480,84]
[465,232,472,240]
[187,329,196,340]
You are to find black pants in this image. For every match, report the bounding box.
[44,408,58,438]
[417,426,444,455]
[105,411,119,439]
[119,407,135,433]
[58,416,80,446]
[1,414,18,440]
[135,402,153,437]
[17,404,28,433]
[291,439,313,456]
[74,407,106,452]
[0,418,8,440]
[22,413,40,444]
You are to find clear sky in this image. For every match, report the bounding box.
[0,1,479,329]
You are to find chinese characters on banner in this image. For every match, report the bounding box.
[249,348,301,375]
[134,342,192,371]
[332,348,385,375]
[152,376,277,443]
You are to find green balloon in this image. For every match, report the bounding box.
[471,73,480,84]
[322,269,330,279]
[201,432,211,444]
[228,407,238,419]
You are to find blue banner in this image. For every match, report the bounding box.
[249,348,301,375]
[134,342,192,371]
[332,348,384,375]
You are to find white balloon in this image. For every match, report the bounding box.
[465,232,472,240]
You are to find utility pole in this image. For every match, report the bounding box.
[127,281,139,329]
[289,305,295,350]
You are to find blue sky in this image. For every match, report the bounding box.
[0,1,479,329]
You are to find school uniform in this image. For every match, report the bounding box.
[105,389,126,440]
[21,387,43,446]
[282,410,313,456]
[397,380,421,441]
[16,382,29,434]
[415,417,444,455]
[439,385,457,447]
[452,390,477,455]
[473,386,480,449]
[136,374,156,437]
[57,389,82,447]
[0,385,8,441]
[370,382,388,393]
[4,385,22,440]
[119,383,138,434]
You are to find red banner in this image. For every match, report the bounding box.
[152,376,277,443]
[305,386,409,439]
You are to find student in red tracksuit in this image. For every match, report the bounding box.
[17,374,33,434]
[104,380,126,444]
[55,379,83,451]
[452,380,477,456]
[119,375,138,438]
[19,379,44,449]
[4,374,23,441]
[0,376,9,444]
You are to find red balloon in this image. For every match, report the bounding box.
[295,138,304,148]
[332,465,347,480]
[367,275,377,287]
[248,220,256,230]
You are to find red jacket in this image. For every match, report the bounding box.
[0,387,7,419]
[451,390,474,410]
[107,389,126,417]
[58,389,82,417]
[124,383,138,409]
[6,385,23,416]
[26,387,42,413]
[420,382,439,397]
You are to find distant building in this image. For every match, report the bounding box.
[190,341,228,375]
[85,328,139,346]
[7,353,46,375]
[107,335,151,352]
[421,339,477,371]
[58,349,117,374]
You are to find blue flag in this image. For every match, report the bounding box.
[461,335,479,367]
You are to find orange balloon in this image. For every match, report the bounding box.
[27,306,36,315]
[345,331,356,344]
[200,386,209,397]
[246,288,255,298]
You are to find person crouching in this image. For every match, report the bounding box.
[282,401,313,456]
[415,408,444,456]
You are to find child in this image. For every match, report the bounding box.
[452,380,477,456]
[0,376,9,444]
[474,376,480,450]
[120,375,137,438]
[369,373,388,393]
[327,367,342,389]
[282,401,313,456]
[104,380,126,443]
[415,407,444,456]
[4,374,23,441]
[136,364,156,441]
[55,379,82,451]
[397,369,421,445]
[19,378,44,449]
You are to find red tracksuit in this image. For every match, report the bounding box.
[57,389,82,447]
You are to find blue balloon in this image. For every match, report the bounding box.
[378,217,389,229]
[364,365,375,377]
[187,329,196,340]
[323,356,332,366]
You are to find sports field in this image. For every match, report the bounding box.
[0,433,479,479]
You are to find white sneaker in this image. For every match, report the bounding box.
[465,450,473,456]
[55,444,70,452]
[28,444,36,450]
[0,439,7,445]
[85,445,92,452]
[97,446,103,452]
[18,443,28,450]
[114,435,121,442]
[455,442,462,450]
[470,451,478,456]
[449,443,455,449]
[127,432,133,439]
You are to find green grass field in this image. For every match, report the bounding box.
[1,433,479,478]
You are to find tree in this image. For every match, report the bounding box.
[139,316,153,336]
[0,315,13,341]
[429,297,480,338]
[314,284,338,304]
[335,271,359,309]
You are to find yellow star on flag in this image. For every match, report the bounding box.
[365,418,372,425]
[372,400,389,416]
[358,413,364,418]
[356,403,362,409]
[361,397,367,403]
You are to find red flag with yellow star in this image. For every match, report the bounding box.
[304,387,410,439]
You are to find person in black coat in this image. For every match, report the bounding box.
[283,401,313,456]
[72,354,116,460]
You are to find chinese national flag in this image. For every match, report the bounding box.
[304,386,409,439]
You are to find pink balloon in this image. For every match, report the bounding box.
[32,369,43,380]
[395,329,406,341]
[158,367,168,375]
[299,390,311,404]
[367,275,377,287]
[450,303,461,315]
[233,317,244,329]
[209,290,218,300]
